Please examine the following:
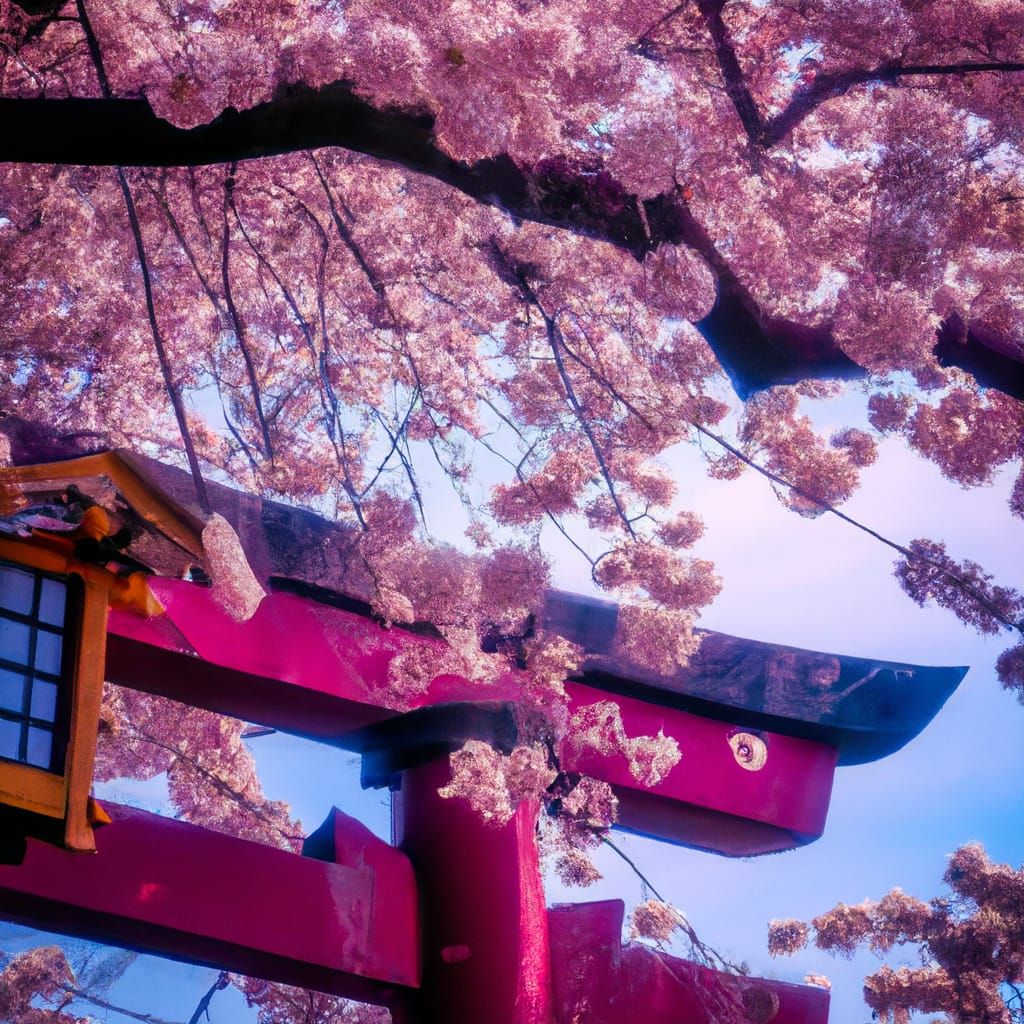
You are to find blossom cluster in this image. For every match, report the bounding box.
[771,844,1024,1024]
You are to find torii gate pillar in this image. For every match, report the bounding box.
[394,757,552,1024]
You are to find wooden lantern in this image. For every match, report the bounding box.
[0,533,114,851]
[0,453,202,851]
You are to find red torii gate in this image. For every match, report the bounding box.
[0,452,966,1023]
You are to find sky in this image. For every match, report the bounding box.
[3,387,1023,1023]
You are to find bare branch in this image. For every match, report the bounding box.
[601,834,741,973]
[58,984,182,1024]
[223,166,275,461]
[186,971,230,1024]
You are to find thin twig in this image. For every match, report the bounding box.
[691,421,1024,635]
[309,159,435,526]
[491,242,637,539]
[602,833,668,902]
[222,166,275,461]
[76,0,210,513]
[231,193,348,477]
[477,434,596,564]
[634,1,690,54]
[186,971,230,1024]
[601,834,739,973]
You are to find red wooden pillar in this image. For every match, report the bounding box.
[393,758,553,1024]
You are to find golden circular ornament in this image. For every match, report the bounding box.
[729,731,767,771]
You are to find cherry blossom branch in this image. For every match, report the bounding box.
[602,833,669,902]
[143,172,227,321]
[231,203,314,349]
[693,0,1024,149]
[537,306,636,541]
[491,243,638,540]
[766,61,1024,147]
[6,1,74,52]
[691,421,1024,635]
[553,333,658,433]
[309,153,391,304]
[228,199,333,476]
[74,0,212,514]
[308,160,446,497]
[121,720,305,847]
[232,187,361,487]
[694,0,767,152]
[551,301,1021,634]
[149,171,303,475]
[267,186,368,527]
[1008,982,1024,1020]
[516,299,1022,635]
[308,158,437,525]
[477,432,597,565]
[0,38,48,92]
[114,171,213,514]
[0,85,656,250]
[2,68,1020,397]
[211,372,262,475]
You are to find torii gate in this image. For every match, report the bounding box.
[0,452,966,1024]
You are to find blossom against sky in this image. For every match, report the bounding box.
[546,406,1024,1024]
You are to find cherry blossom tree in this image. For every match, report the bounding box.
[1,0,1023,686]
[236,978,389,1024]
[1,0,1023,1018]
[769,844,1024,1024]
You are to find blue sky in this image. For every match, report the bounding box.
[5,390,1023,1023]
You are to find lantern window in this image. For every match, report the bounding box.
[0,560,74,772]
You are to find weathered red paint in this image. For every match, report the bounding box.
[106,583,407,736]
[393,758,553,1024]
[548,900,829,1024]
[107,579,838,855]
[0,802,419,1003]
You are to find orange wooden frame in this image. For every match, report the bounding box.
[0,537,111,852]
